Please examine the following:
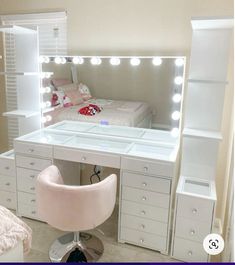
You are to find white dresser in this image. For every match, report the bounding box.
[119,157,174,254]
[12,120,179,254]
[172,176,216,261]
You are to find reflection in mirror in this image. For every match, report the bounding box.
[41,56,185,137]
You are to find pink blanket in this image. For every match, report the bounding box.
[0,206,32,255]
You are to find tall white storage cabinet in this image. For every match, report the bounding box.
[0,25,41,137]
[172,17,233,262]
[0,25,41,210]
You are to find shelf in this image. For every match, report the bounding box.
[2,110,40,118]
[191,17,233,30]
[183,128,222,141]
[188,79,228,85]
[42,107,55,114]
[0,25,36,34]
[0,71,39,76]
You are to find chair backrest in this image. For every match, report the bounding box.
[36,165,117,232]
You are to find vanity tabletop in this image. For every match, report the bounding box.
[14,120,179,162]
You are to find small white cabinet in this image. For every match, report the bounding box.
[0,150,16,210]
[172,176,216,262]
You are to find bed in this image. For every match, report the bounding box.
[45,80,152,128]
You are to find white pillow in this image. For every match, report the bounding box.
[78,83,92,101]
[57,83,78,92]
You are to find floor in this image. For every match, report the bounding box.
[22,206,178,262]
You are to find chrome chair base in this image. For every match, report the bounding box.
[49,232,104,262]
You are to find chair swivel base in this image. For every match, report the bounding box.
[49,232,104,262]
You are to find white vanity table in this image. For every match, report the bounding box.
[9,120,179,254]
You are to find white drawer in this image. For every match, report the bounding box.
[16,155,52,171]
[122,186,169,209]
[173,237,208,262]
[0,190,16,210]
[0,175,16,192]
[17,168,40,193]
[121,200,168,223]
[121,157,173,177]
[0,157,15,177]
[121,213,168,237]
[18,203,40,220]
[54,146,120,168]
[18,191,36,206]
[14,141,52,158]
[122,172,171,194]
[175,216,212,243]
[177,194,214,222]
[120,227,167,252]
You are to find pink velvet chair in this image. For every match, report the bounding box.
[36,165,117,262]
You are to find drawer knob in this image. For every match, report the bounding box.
[30,175,35,179]
[140,239,144,243]
[6,198,12,202]
[81,156,86,161]
[141,210,146,215]
[5,166,10,170]
[192,208,197,214]
[142,196,147,201]
[5,182,10,186]
[30,162,35,166]
[31,199,36,203]
[140,224,145,229]
[31,211,36,214]
[188,251,193,256]
[143,166,148,172]
[30,187,35,191]
[142,182,147,187]
[28,148,34,153]
[190,229,195,235]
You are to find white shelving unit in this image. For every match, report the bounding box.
[172,17,233,262]
[0,25,42,141]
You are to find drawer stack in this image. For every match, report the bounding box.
[14,141,53,220]
[0,150,16,210]
[172,177,216,262]
[119,157,173,253]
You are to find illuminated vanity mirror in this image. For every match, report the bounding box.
[41,56,185,137]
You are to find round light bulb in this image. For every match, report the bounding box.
[110,57,121,66]
[175,58,184,67]
[172,93,182,103]
[41,116,47,123]
[54,57,62,64]
[45,87,51,93]
[38,56,44,63]
[44,56,50,64]
[171,111,180,121]
[174,76,183,85]
[46,115,52,122]
[46,101,51,108]
[61,57,66,64]
[40,102,46,109]
[72,56,84,64]
[152,57,162,66]
[171,127,179,138]
[130,57,141,66]
[40,87,46,94]
[45,72,52,79]
[90,57,102,65]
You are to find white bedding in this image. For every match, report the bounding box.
[50,99,152,127]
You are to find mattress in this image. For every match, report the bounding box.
[50,99,152,127]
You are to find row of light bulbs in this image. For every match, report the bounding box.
[39,56,185,67]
